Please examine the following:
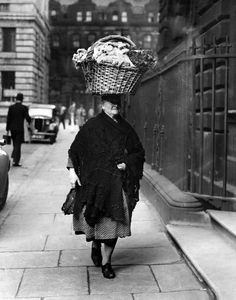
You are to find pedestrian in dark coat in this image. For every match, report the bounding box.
[6,93,31,166]
[67,94,145,279]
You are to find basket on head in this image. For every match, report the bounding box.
[81,35,146,95]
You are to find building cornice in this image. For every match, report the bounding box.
[0,14,50,33]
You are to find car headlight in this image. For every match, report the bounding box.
[49,123,55,130]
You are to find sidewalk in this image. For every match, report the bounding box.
[0,125,211,299]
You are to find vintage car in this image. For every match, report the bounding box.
[0,139,10,210]
[29,104,59,144]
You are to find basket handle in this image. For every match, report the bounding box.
[95,35,136,47]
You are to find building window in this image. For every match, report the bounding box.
[88,34,96,44]
[52,35,60,48]
[2,28,16,52]
[143,35,152,48]
[73,35,80,48]
[98,12,107,21]
[1,71,15,100]
[77,11,83,22]
[148,12,155,23]
[85,11,92,22]
[121,11,127,23]
[0,4,9,11]
[112,11,119,21]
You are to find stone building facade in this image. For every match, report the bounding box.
[49,0,159,109]
[126,0,236,210]
[0,0,50,106]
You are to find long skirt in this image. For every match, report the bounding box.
[73,191,131,242]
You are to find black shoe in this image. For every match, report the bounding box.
[91,244,102,267]
[102,263,116,279]
[13,163,22,167]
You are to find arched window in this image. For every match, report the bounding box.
[143,35,152,49]
[112,11,119,21]
[72,35,80,48]
[121,11,127,23]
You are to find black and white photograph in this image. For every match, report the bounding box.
[0,0,235,299]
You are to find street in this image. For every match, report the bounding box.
[0,125,211,299]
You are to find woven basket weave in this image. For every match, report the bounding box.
[81,35,145,95]
[82,61,144,95]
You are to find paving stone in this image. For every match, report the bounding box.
[113,246,181,265]
[0,220,72,236]
[116,231,171,249]
[18,267,88,297]
[132,201,161,222]
[44,294,133,300]
[1,298,40,300]
[131,220,165,235]
[0,235,46,252]
[152,263,202,292]
[133,290,210,300]
[0,251,59,268]
[10,199,61,214]
[0,269,23,298]
[4,213,54,225]
[45,235,89,250]
[89,265,159,294]
[60,249,92,266]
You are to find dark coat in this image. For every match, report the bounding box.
[68,111,145,227]
[6,102,31,132]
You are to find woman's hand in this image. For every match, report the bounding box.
[117,163,126,170]
[69,168,81,187]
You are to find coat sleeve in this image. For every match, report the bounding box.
[67,125,87,176]
[24,106,31,124]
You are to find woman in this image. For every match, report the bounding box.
[67,94,145,279]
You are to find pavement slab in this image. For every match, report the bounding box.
[17,267,88,297]
[151,263,202,292]
[4,213,55,225]
[113,246,181,265]
[133,290,210,300]
[44,294,133,300]
[0,250,59,268]
[45,234,89,250]
[0,269,24,298]
[10,198,62,214]
[89,265,160,294]
[116,230,171,249]
[0,235,47,252]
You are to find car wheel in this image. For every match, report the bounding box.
[50,136,55,144]
[0,175,9,210]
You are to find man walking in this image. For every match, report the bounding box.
[6,93,31,167]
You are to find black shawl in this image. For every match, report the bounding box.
[68,110,145,227]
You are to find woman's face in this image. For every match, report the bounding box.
[102,100,120,118]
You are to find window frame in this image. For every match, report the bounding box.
[121,11,128,23]
[85,11,92,22]
[2,27,16,52]
[76,11,83,22]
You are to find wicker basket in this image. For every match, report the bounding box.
[81,35,145,95]
[82,61,144,95]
